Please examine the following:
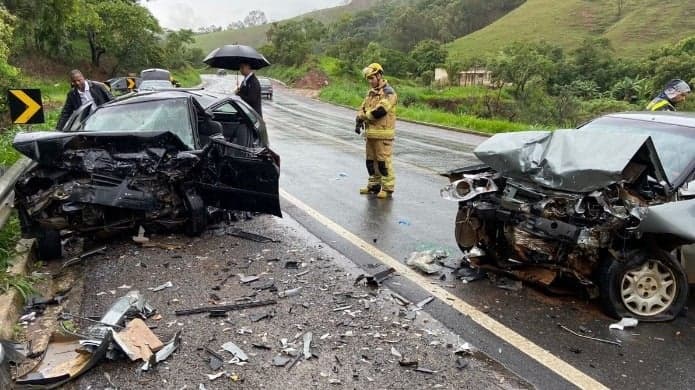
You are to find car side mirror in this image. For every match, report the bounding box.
[679,180,695,197]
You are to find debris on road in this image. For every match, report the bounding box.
[609,318,639,330]
[303,332,313,360]
[227,227,278,243]
[272,355,292,367]
[391,293,412,306]
[354,267,396,289]
[148,281,174,292]
[132,226,149,244]
[174,299,277,316]
[278,287,302,298]
[15,331,112,388]
[239,275,260,284]
[61,246,107,269]
[414,367,436,374]
[558,324,622,346]
[406,250,445,274]
[222,342,249,362]
[1,340,25,389]
[390,347,402,359]
[416,296,434,309]
[494,276,523,292]
[207,371,227,380]
[112,318,164,361]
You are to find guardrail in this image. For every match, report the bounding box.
[0,157,34,230]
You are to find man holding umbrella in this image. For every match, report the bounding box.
[203,44,270,117]
[236,62,262,116]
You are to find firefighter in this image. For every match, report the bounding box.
[355,63,397,199]
[646,79,691,111]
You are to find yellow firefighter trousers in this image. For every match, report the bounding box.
[365,138,395,192]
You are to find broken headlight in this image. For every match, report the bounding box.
[440,174,498,202]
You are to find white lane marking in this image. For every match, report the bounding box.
[280,188,609,390]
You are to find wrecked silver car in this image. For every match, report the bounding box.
[442,112,695,321]
[13,90,281,260]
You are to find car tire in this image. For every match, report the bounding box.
[184,191,207,236]
[599,248,688,322]
[36,229,62,261]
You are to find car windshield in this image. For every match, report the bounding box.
[580,116,695,184]
[139,80,172,90]
[81,98,194,147]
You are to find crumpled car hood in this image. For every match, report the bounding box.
[13,130,190,167]
[474,130,669,193]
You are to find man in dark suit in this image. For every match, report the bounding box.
[236,62,262,116]
[57,69,114,129]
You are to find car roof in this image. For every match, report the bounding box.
[106,89,238,109]
[602,111,695,128]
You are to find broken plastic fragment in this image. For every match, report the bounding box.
[272,355,292,367]
[148,281,173,292]
[278,287,302,298]
[112,318,163,361]
[406,251,445,274]
[390,347,402,359]
[609,318,639,330]
[303,332,313,360]
[221,342,248,361]
[416,296,434,308]
[207,371,227,380]
[140,331,182,371]
[132,226,149,244]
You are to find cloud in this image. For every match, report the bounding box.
[143,0,345,30]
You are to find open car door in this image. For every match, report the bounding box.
[194,136,282,217]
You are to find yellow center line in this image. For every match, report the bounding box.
[280,188,609,390]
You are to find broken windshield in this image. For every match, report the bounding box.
[81,99,194,148]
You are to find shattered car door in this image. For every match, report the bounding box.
[194,137,282,217]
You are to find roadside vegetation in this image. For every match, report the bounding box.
[256,0,695,132]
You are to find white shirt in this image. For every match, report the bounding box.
[77,81,94,105]
[241,72,254,87]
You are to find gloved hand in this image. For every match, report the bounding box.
[355,117,365,134]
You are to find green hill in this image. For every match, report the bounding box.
[446,0,695,61]
[194,0,383,54]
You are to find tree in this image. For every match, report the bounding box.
[243,10,267,27]
[265,18,325,66]
[410,40,447,74]
[489,42,558,97]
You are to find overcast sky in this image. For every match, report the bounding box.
[143,0,347,30]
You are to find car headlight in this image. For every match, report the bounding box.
[440,175,498,202]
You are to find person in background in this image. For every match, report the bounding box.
[355,63,398,199]
[646,79,691,111]
[236,62,262,116]
[57,69,113,129]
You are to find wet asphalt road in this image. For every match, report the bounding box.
[202,75,695,390]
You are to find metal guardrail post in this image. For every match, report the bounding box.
[0,157,35,229]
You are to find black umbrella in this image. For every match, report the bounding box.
[203,45,270,70]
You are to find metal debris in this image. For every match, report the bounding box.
[1,340,25,389]
[239,275,260,284]
[454,343,474,355]
[148,281,173,292]
[303,332,313,360]
[174,299,277,316]
[272,355,292,367]
[61,246,107,269]
[333,305,352,312]
[416,297,434,308]
[558,324,621,346]
[609,318,639,330]
[295,270,310,277]
[222,342,248,361]
[414,367,436,374]
[278,287,302,298]
[406,250,446,274]
[390,347,402,359]
[227,227,277,243]
[207,371,227,380]
[391,293,412,306]
[141,331,182,371]
[354,267,396,289]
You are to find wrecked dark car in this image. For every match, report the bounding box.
[441,112,695,321]
[13,90,281,260]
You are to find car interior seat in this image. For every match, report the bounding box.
[198,117,223,146]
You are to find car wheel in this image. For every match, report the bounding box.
[599,248,688,321]
[36,229,62,260]
[184,191,207,236]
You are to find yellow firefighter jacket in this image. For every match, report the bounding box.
[358,80,397,140]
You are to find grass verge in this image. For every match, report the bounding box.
[172,66,203,87]
[0,214,35,299]
[318,78,530,134]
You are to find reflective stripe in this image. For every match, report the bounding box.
[646,99,674,111]
[366,128,395,139]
